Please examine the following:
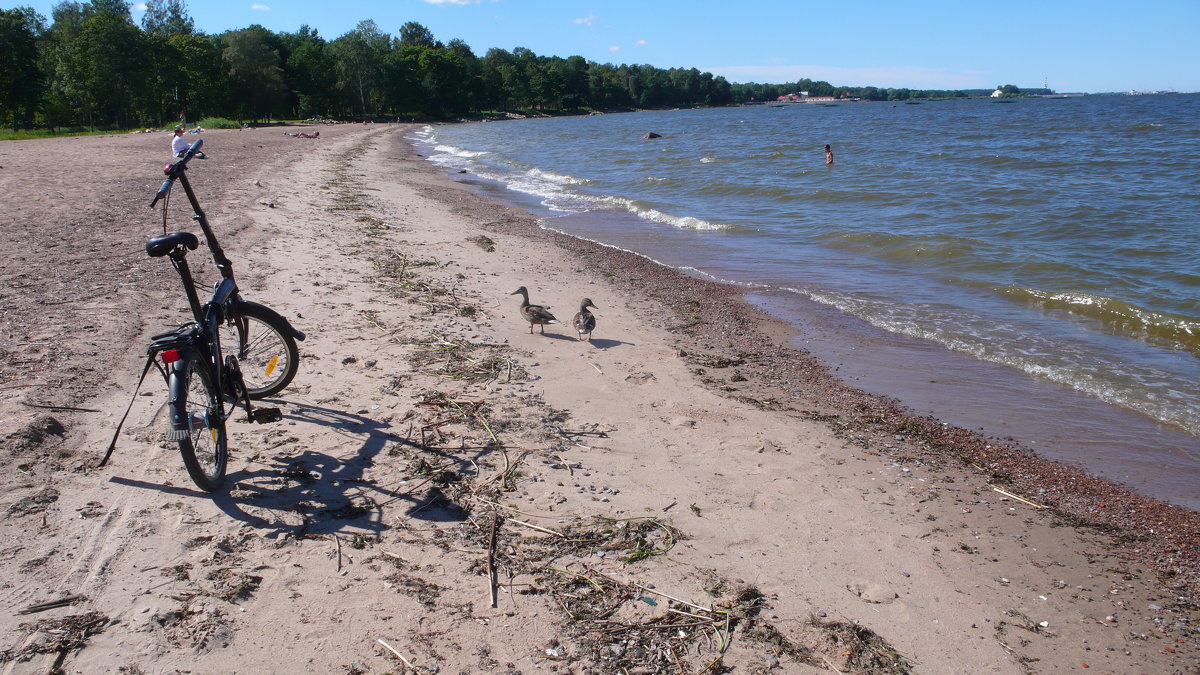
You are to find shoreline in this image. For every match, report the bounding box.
[416,108,1200,512]
[1,124,1197,672]
[409,134,1200,589]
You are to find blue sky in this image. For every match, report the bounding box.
[16,0,1200,92]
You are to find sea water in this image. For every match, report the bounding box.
[410,94,1200,508]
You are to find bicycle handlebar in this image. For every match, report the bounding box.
[149,139,206,208]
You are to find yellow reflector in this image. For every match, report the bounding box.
[264,355,279,377]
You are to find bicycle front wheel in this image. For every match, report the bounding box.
[169,360,228,492]
[221,301,299,399]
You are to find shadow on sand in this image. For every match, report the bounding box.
[109,399,504,539]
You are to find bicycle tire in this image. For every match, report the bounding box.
[170,359,228,492]
[221,300,299,399]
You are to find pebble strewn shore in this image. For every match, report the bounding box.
[467,196,1200,597]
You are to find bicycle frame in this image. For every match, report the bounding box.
[145,234,239,438]
[151,139,304,352]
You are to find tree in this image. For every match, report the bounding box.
[999,84,1021,95]
[285,27,337,117]
[168,32,226,121]
[0,7,45,131]
[141,0,193,36]
[83,0,130,19]
[331,20,389,115]
[74,9,150,127]
[398,21,435,48]
[222,28,284,120]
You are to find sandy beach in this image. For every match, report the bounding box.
[1,123,1197,674]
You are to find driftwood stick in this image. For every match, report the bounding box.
[18,594,88,615]
[382,551,410,564]
[377,638,415,669]
[589,567,712,614]
[670,644,687,675]
[20,402,101,413]
[477,498,557,520]
[507,517,566,538]
[547,566,605,593]
[988,485,1047,509]
[332,534,343,572]
[487,513,500,608]
[667,606,715,622]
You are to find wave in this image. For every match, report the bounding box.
[586,194,732,231]
[434,143,489,159]
[415,139,733,232]
[1002,287,1200,355]
[528,168,590,185]
[814,230,985,262]
[793,287,1200,435]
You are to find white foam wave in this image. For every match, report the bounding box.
[528,168,590,185]
[435,143,489,158]
[589,194,730,231]
[798,288,1200,435]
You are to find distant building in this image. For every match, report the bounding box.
[990,88,1004,98]
[776,93,841,103]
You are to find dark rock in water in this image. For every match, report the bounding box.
[643,132,662,139]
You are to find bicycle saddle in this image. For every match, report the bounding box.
[145,231,199,257]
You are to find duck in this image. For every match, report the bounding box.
[510,286,557,334]
[572,298,598,341]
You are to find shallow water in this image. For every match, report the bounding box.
[411,95,1200,508]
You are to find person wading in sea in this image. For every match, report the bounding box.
[824,144,834,165]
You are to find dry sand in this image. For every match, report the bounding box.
[0,123,1197,674]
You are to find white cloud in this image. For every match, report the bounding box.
[134,2,148,10]
[574,13,597,26]
[609,45,621,52]
[422,0,488,5]
[635,39,646,46]
[708,64,990,89]
[251,3,269,9]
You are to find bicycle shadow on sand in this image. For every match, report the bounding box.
[112,399,491,539]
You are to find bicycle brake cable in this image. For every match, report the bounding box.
[160,188,170,235]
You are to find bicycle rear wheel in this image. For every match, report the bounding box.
[170,359,228,491]
[221,301,299,399]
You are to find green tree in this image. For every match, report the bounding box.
[398,20,436,48]
[168,32,226,121]
[74,8,150,127]
[284,26,337,117]
[221,28,284,120]
[84,0,130,19]
[330,19,389,116]
[0,7,45,131]
[41,2,88,128]
[141,0,192,36]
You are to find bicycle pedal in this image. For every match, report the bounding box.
[247,407,283,424]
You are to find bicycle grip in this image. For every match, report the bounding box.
[149,176,176,207]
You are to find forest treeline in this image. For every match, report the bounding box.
[1,0,992,132]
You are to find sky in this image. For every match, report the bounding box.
[14,0,1200,93]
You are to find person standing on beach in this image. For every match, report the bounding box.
[824,144,834,165]
[171,125,189,157]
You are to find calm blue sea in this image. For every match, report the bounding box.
[409,94,1200,508]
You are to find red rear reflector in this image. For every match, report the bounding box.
[161,349,181,364]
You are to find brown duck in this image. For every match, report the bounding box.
[572,298,598,341]
[510,286,557,334]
